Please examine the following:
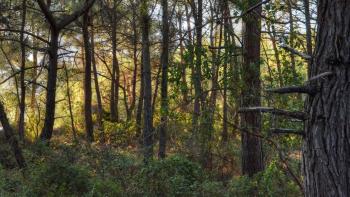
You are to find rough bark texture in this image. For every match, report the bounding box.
[141,1,154,162]
[40,30,59,141]
[130,4,138,115]
[136,60,144,145]
[303,1,350,196]
[240,0,264,176]
[83,10,94,142]
[18,0,27,143]
[158,0,169,159]
[191,0,203,133]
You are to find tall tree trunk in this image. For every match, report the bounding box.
[40,30,59,141]
[0,102,26,169]
[64,63,77,142]
[31,31,38,111]
[136,60,144,145]
[91,20,103,131]
[178,11,188,105]
[110,17,119,122]
[141,0,154,162]
[304,0,312,77]
[192,0,203,133]
[18,0,27,142]
[158,0,169,159]
[287,0,298,81]
[268,23,284,87]
[303,1,350,196]
[130,4,138,115]
[222,0,229,144]
[83,9,94,142]
[37,0,96,141]
[240,0,264,176]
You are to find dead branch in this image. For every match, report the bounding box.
[238,107,308,120]
[271,128,305,136]
[266,85,318,95]
[279,43,312,60]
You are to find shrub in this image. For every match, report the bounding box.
[88,179,122,197]
[228,161,302,197]
[134,155,203,196]
[27,159,91,196]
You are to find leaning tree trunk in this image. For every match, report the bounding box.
[240,0,264,176]
[303,1,350,196]
[0,102,26,169]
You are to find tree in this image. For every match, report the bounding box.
[240,0,264,176]
[0,102,26,169]
[18,0,26,143]
[141,0,154,162]
[303,0,350,195]
[158,0,170,159]
[37,0,96,141]
[82,6,94,142]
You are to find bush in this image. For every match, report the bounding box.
[228,161,302,197]
[102,121,136,146]
[89,178,122,197]
[134,155,203,196]
[199,180,226,197]
[27,159,91,196]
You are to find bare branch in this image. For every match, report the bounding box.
[279,43,312,60]
[0,66,43,85]
[238,107,308,120]
[266,85,318,95]
[271,128,305,136]
[0,29,49,44]
[307,71,334,82]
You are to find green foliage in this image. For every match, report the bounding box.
[228,161,301,197]
[134,155,203,196]
[199,180,226,197]
[88,179,122,197]
[102,121,136,146]
[27,159,92,196]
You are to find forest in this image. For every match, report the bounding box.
[0,0,348,196]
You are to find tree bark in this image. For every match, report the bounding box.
[0,102,26,169]
[37,0,96,141]
[64,63,77,142]
[110,13,119,122]
[192,0,203,133]
[82,9,94,142]
[240,0,264,176]
[303,0,312,77]
[18,0,27,142]
[303,1,350,196]
[158,0,169,159]
[40,30,59,141]
[130,4,138,115]
[91,20,103,131]
[136,59,144,145]
[141,0,154,162]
